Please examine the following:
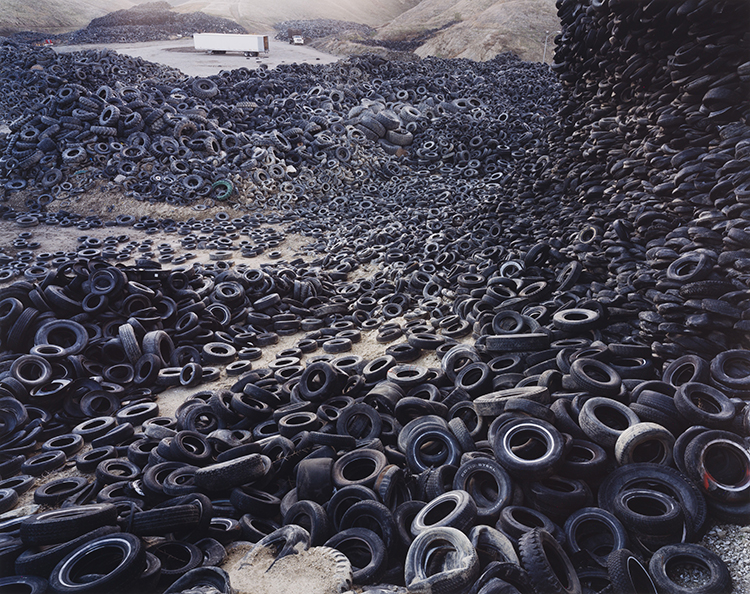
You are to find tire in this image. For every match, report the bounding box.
[475,387,550,417]
[283,500,330,546]
[496,506,561,544]
[569,359,621,397]
[339,500,398,549]
[674,383,735,429]
[710,350,750,391]
[14,525,121,579]
[295,457,333,504]
[614,423,675,466]
[648,543,731,594]
[405,427,462,474]
[662,355,710,386]
[169,431,213,466]
[453,457,514,521]
[336,403,383,446]
[405,527,480,594]
[332,448,387,490]
[20,504,118,546]
[128,504,201,536]
[611,488,684,537]
[194,453,270,491]
[163,566,232,594]
[518,528,581,594]
[597,464,708,539]
[148,540,203,584]
[578,397,640,449]
[324,528,387,585]
[557,439,609,480]
[607,548,658,594]
[0,576,47,593]
[0,488,18,513]
[490,418,564,479]
[683,430,750,503]
[48,533,146,593]
[469,524,520,566]
[33,476,89,505]
[564,507,628,569]
[327,485,380,531]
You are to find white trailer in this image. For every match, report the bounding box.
[193,33,269,57]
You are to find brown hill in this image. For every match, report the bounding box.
[0,0,133,35]
[377,0,560,63]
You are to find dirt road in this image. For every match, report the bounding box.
[54,35,340,76]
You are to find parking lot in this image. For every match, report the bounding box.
[55,35,340,76]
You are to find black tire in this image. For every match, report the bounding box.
[578,397,640,449]
[490,418,563,479]
[340,499,398,550]
[607,548,657,594]
[564,507,628,569]
[336,403,383,446]
[0,576,47,594]
[148,540,202,585]
[674,383,735,429]
[469,524,520,566]
[648,543,731,594]
[14,525,121,579]
[404,527,480,594]
[169,431,213,466]
[239,515,280,543]
[496,505,561,543]
[569,359,621,398]
[0,488,18,513]
[519,528,581,594]
[325,527,387,585]
[611,488,684,537]
[327,485,379,531]
[194,453,270,491]
[557,439,609,480]
[163,566,232,594]
[614,422,675,466]
[597,464,708,539]
[683,430,750,503]
[128,504,201,536]
[283,500,330,546]
[332,448,387,490]
[48,532,146,593]
[453,458,514,522]
[33,476,89,505]
[405,427,462,474]
[20,504,118,546]
[295,457,333,505]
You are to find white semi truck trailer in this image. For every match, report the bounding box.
[193,33,269,57]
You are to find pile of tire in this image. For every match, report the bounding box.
[0,0,748,591]
[273,20,375,42]
[0,41,557,209]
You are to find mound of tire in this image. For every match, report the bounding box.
[0,0,748,592]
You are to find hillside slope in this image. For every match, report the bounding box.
[169,0,421,32]
[377,0,560,63]
[0,0,133,34]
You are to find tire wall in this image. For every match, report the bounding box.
[549,0,750,359]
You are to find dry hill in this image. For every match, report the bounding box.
[377,0,560,63]
[167,0,421,32]
[0,0,133,35]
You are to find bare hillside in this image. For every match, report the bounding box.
[0,0,133,34]
[377,0,560,63]
[169,0,421,32]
